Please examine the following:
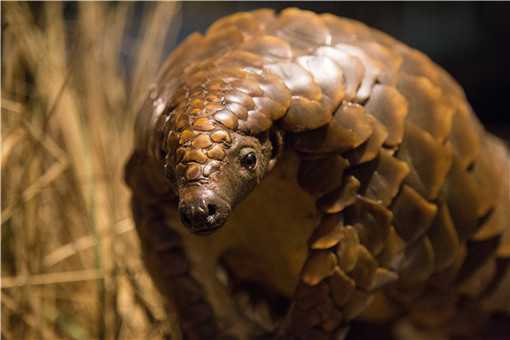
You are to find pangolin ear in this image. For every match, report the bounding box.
[267,128,284,172]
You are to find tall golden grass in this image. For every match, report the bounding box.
[1,3,181,339]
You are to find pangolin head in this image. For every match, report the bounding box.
[157,71,289,235]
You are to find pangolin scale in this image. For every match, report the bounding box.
[125,8,510,340]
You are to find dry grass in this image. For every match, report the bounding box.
[1,3,181,339]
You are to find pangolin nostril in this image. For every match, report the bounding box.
[207,204,217,217]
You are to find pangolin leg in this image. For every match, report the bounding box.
[275,213,383,340]
[126,152,222,340]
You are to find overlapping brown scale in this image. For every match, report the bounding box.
[207,144,226,161]
[348,197,392,256]
[210,130,231,144]
[229,77,264,97]
[296,55,345,110]
[339,16,401,49]
[365,149,410,207]
[213,110,238,130]
[345,117,388,165]
[397,122,453,200]
[397,73,454,142]
[292,102,374,153]
[310,213,344,250]
[201,26,245,59]
[467,145,499,222]
[175,111,190,131]
[427,203,460,273]
[377,226,406,271]
[170,86,188,107]
[474,202,508,243]
[297,155,349,197]
[244,8,275,28]
[241,35,293,60]
[473,206,509,248]
[206,11,266,36]
[270,8,332,49]
[320,14,372,44]
[192,117,216,131]
[349,244,378,290]
[302,250,338,286]
[356,41,402,85]
[392,185,437,244]
[183,56,214,76]
[286,293,323,332]
[185,164,202,181]
[280,97,331,132]
[317,176,360,214]
[334,43,383,103]
[458,257,497,299]
[431,244,467,289]
[336,225,361,273]
[179,129,194,145]
[368,267,399,291]
[295,281,330,311]
[398,237,435,286]
[456,237,500,290]
[206,79,226,92]
[496,229,510,257]
[252,97,287,122]
[239,111,273,134]
[182,149,208,164]
[188,97,205,111]
[329,268,356,307]
[472,135,509,241]
[257,72,292,111]
[264,61,322,101]
[320,305,344,333]
[396,45,465,100]
[364,84,408,147]
[448,101,482,169]
[215,50,265,71]
[444,159,492,242]
[224,90,255,111]
[315,46,365,101]
[191,134,212,149]
[316,298,343,329]
[157,32,205,84]
[204,102,224,115]
[175,147,186,162]
[215,67,249,84]
[183,70,210,90]
[206,93,223,103]
[343,289,374,321]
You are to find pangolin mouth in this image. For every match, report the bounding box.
[191,225,223,236]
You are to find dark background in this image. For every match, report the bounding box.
[170,2,510,138]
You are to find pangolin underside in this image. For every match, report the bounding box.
[125,8,510,340]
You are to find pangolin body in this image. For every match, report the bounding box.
[125,8,510,340]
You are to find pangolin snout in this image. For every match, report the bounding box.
[178,187,230,235]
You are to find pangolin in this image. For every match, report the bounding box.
[124,8,510,340]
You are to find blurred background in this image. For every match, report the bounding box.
[2,2,509,340]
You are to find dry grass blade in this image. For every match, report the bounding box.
[2,2,181,339]
[2,269,102,288]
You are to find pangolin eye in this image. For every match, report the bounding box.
[240,151,257,170]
